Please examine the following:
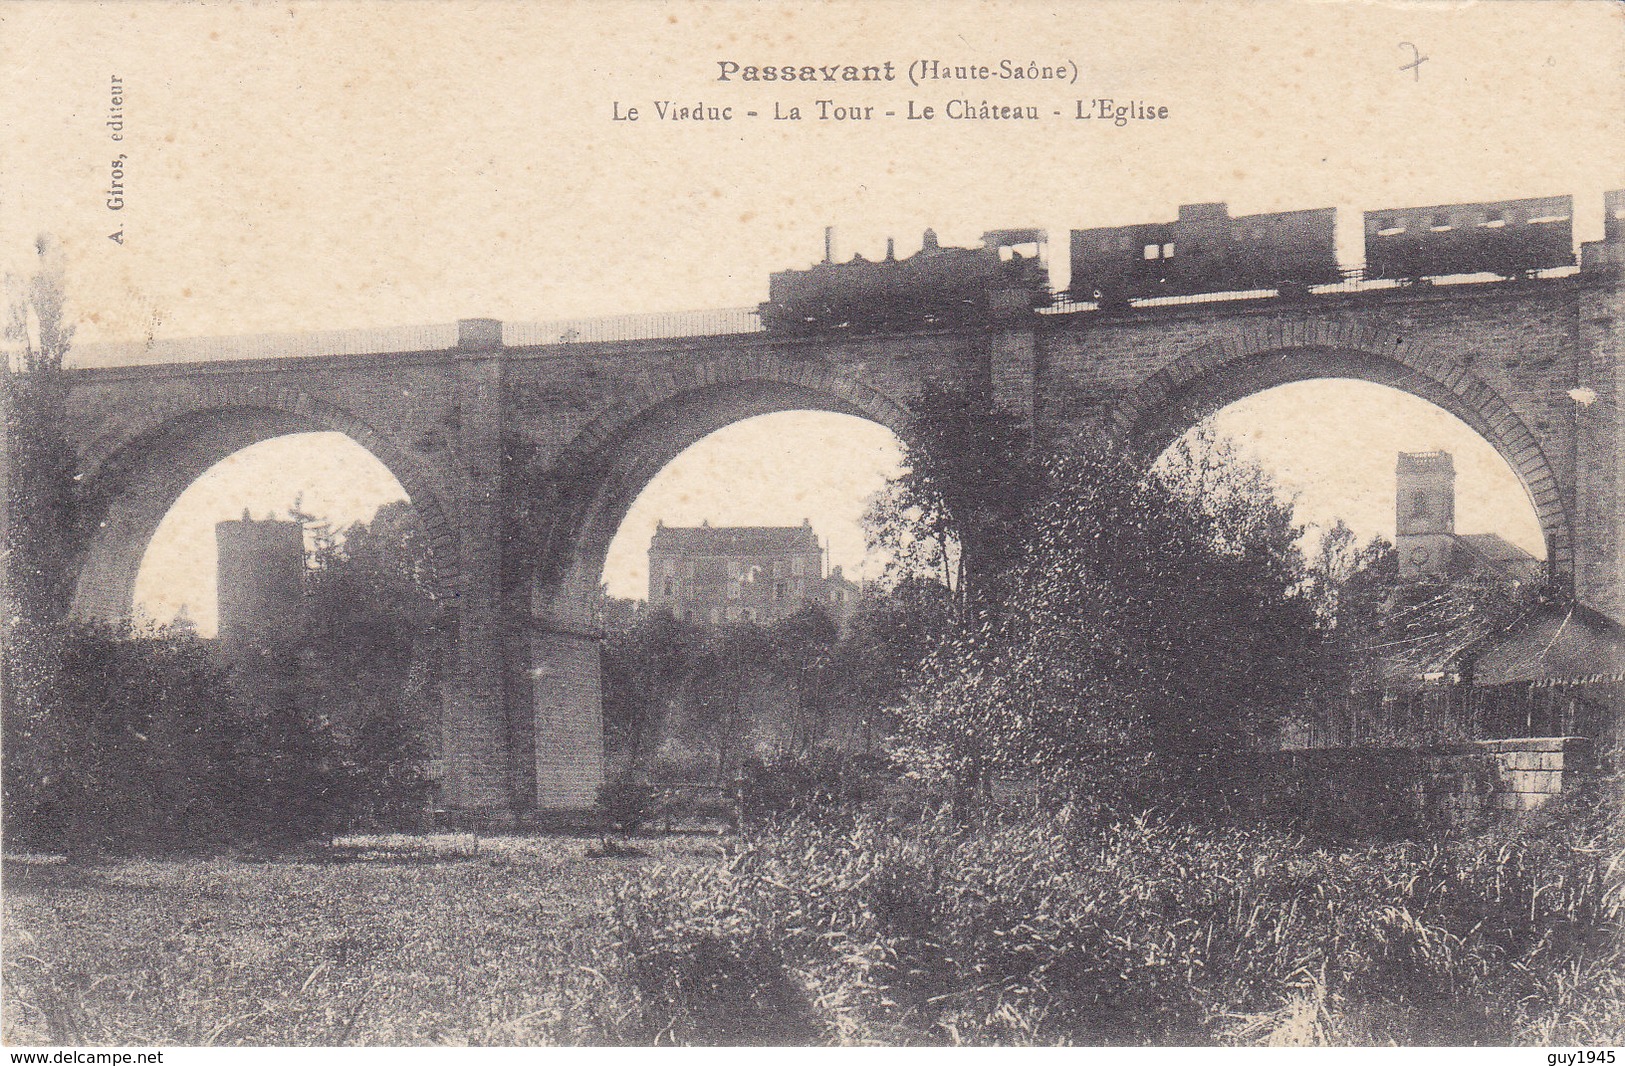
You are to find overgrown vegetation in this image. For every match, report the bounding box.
[881,420,1338,806]
[600,587,946,783]
[8,789,1615,1046]
[607,778,1625,1046]
[3,236,438,853]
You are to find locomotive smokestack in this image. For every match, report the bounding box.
[824,226,834,264]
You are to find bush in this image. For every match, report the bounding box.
[2,621,390,855]
[737,749,896,826]
[609,806,1624,1045]
[598,775,659,836]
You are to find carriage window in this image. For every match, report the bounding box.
[1162,243,1175,258]
[1143,244,1160,260]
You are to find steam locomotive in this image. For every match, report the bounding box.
[757,228,1051,335]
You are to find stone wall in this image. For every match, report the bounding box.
[1255,736,1595,832]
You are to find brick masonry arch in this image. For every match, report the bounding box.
[71,381,460,622]
[528,351,914,629]
[509,350,919,810]
[1112,317,1574,577]
[557,350,913,467]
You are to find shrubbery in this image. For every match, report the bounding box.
[609,791,1625,1045]
[736,749,896,825]
[9,623,284,852]
[3,619,428,856]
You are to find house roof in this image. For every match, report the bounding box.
[1469,601,1625,687]
[649,523,820,556]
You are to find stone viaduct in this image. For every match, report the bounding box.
[62,236,1624,817]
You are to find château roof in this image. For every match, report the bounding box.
[649,522,819,556]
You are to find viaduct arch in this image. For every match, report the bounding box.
[56,256,1623,817]
[1115,321,1574,575]
[72,384,461,623]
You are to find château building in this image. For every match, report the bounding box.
[647,519,859,626]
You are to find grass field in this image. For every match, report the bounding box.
[4,814,1621,1047]
[2,834,721,1046]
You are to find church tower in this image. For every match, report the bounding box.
[1395,451,1456,579]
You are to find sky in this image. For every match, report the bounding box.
[4,1,1619,633]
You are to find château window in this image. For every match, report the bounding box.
[1411,492,1429,518]
[728,582,740,600]
[663,577,677,598]
[773,581,785,601]
[791,556,805,577]
[663,559,676,577]
[772,560,784,579]
[727,559,740,579]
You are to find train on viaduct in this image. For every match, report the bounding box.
[55,190,1625,817]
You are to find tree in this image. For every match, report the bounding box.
[3,234,80,628]
[824,578,955,753]
[292,499,444,824]
[863,381,1034,619]
[600,606,707,777]
[766,605,839,754]
[892,428,1326,809]
[3,235,86,844]
[1303,519,1400,695]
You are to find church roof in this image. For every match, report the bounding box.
[650,523,820,556]
[1455,533,1539,569]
